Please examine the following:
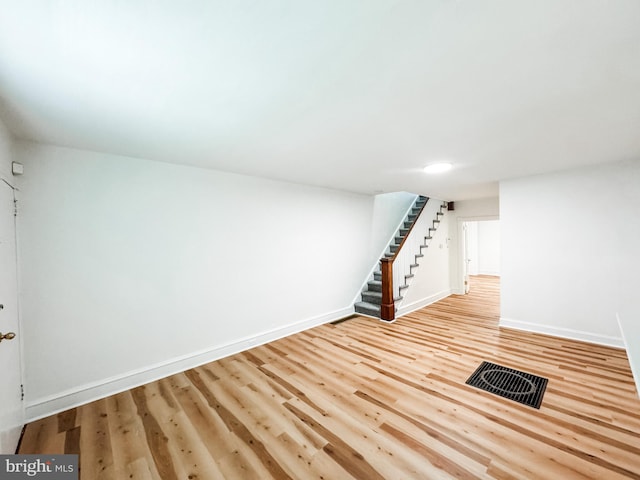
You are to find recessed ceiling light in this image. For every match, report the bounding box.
[423,162,453,174]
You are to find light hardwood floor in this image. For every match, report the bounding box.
[19,276,640,479]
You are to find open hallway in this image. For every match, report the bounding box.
[18,276,640,479]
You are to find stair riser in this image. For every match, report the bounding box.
[362,292,382,304]
[367,282,382,292]
[355,304,380,317]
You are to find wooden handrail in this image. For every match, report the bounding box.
[388,196,428,262]
[379,196,428,321]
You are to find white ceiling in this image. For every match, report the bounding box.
[1,1,639,200]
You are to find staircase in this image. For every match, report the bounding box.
[354,196,447,319]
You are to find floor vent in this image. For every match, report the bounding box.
[466,361,548,409]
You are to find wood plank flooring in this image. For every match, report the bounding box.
[19,276,640,479]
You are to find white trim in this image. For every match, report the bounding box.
[379,318,397,324]
[478,269,500,277]
[499,317,625,349]
[455,216,499,295]
[396,289,452,318]
[25,306,353,422]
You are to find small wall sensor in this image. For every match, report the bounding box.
[12,162,24,175]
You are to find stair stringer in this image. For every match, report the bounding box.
[395,201,449,313]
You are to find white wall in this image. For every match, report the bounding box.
[618,307,640,397]
[16,142,378,419]
[0,115,24,454]
[0,116,13,179]
[448,197,500,294]
[617,161,640,395]
[477,220,500,276]
[500,160,640,350]
[370,192,417,260]
[397,201,451,316]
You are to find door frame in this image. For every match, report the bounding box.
[462,222,471,293]
[455,215,499,295]
[0,176,25,453]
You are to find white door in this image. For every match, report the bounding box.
[0,180,23,453]
[463,223,471,294]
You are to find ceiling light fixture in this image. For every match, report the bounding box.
[423,162,453,174]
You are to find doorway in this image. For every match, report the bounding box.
[461,219,500,294]
[0,179,24,453]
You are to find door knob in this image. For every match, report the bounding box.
[0,332,16,343]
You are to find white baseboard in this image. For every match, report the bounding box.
[477,270,500,277]
[499,317,625,349]
[396,289,451,318]
[25,306,354,422]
